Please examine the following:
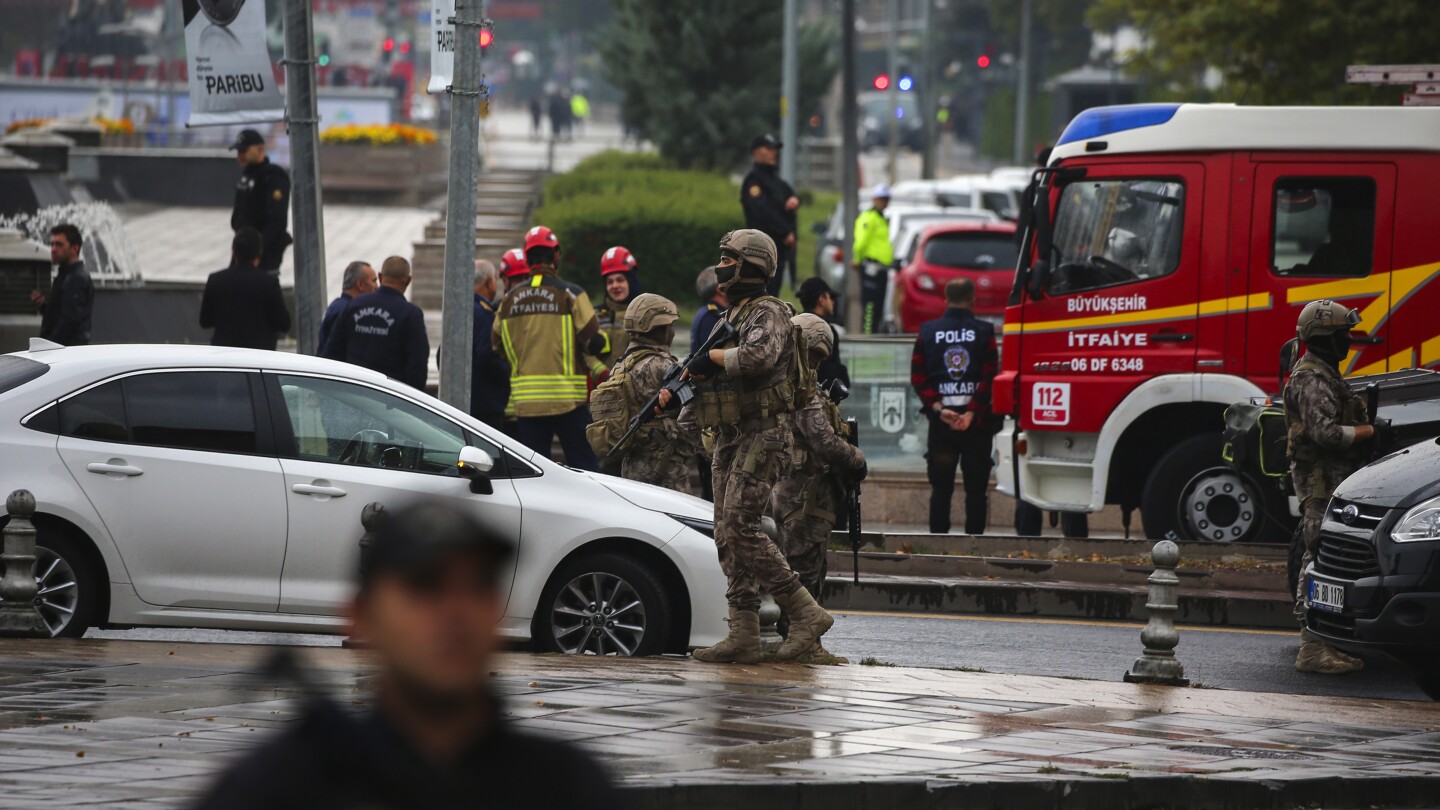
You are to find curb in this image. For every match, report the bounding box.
[627,773,1440,810]
[821,575,1294,629]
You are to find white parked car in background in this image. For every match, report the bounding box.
[0,342,727,655]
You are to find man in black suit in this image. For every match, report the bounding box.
[200,228,292,350]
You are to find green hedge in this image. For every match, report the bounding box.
[531,151,745,309]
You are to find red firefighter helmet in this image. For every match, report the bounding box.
[523,226,559,252]
[599,245,637,276]
[499,248,529,278]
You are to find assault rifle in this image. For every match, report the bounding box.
[844,416,862,584]
[607,320,738,459]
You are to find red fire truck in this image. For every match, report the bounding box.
[994,103,1440,543]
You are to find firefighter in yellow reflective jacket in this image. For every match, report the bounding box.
[493,226,606,471]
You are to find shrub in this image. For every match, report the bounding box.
[532,152,746,308]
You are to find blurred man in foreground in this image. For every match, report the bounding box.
[194,500,623,810]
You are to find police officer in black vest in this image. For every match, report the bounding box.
[229,129,293,273]
[909,278,999,535]
[740,134,799,296]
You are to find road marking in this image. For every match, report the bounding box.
[832,610,1293,636]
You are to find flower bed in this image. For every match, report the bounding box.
[318,123,437,147]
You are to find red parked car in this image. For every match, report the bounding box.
[896,221,1018,332]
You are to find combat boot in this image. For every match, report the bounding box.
[772,588,834,661]
[1294,629,1364,674]
[692,608,761,664]
[809,642,847,664]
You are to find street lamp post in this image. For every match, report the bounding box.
[282,0,327,356]
[438,2,487,412]
[780,0,799,184]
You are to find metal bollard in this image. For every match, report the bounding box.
[0,490,48,637]
[1124,539,1189,686]
[758,516,784,653]
[356,502,388,581]
[342,502,387,650]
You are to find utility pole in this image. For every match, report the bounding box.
[439,0,485,411]
[840,0,861,333]
[779,0,799,183]
[918,0,935,179]
[282,0,326,356]
[884,0,899,184]
[1012,0,1032,164]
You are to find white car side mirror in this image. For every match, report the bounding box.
[458,446,495,475]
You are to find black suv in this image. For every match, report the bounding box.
[1304,438,1440,699]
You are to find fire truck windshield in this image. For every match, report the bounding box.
[1047,178,1185,295]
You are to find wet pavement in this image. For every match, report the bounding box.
[1,637,1439,808]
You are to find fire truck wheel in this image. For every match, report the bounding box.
[1143,433,1269,543]
[1015,500,1043,536]
[1059,512,1089,538]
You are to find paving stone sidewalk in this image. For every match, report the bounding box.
[0,638,1437,808]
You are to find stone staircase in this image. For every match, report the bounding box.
[409,170,543,311]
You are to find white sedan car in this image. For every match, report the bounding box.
[0,342,727,655]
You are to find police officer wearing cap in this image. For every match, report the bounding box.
[740,133,800,296]
[194,499,624,810]
[229,129,293,273]
[911,278,999,536]
[853,183,893,334]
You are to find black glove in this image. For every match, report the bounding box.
[1372,418,1395,453]
[851,460,868,484]
[687,351,723,378]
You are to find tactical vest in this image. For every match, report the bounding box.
[586,346,674,457]
[693,295,813,430]
[1284,356,1368,467]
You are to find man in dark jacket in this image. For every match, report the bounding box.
[324,256,430,390]
[230,129,293,272]
[192,500,625,810]
[796,277,850,393]
[740,133,799,296]
[910,278,999,535]
[199,228,292,350]
[470,260,509,431]
[31,223,93,346]
[319,260,376,354]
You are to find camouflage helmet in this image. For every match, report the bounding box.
[623,293,679,334]
[791,313,834,357]
[718,229,778,277]
[1296,299,1361,342]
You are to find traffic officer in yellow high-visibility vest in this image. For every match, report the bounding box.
[852,183,893,334]
[493,226,606,471]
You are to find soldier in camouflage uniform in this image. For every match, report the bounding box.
[1285,299,1389,675]
[667,229,834,664]
[774,314,866,601]
[587,293,698,493]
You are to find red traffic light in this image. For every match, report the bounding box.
[479,29,494,48]
[873,74,890,90]
[382,37,395,52]
[976,54,991,69]
[399,41,411,54]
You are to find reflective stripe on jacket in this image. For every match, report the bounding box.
[494,273,600,417]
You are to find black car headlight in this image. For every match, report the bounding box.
[669,514,715,539]
[1391,495,1440,543]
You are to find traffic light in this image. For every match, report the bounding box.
[897,74,914,91]
[976,54,991,69]
[479,29,494,49]
[872,74,890,90]
[318,53,330,67]
[382,37,395,52]
[399,41,411,54]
